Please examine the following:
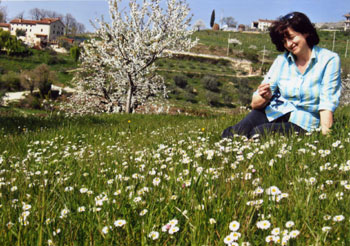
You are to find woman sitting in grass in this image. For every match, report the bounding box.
[222,12,342,139]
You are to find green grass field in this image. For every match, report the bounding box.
[1,105,350,245]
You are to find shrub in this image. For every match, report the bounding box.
[0,89,5,106]
[46,55,61,65]
[31,64,56,97]
[202,75,220,92]
[212,23,220,30]
[17,94,41,109]
[15,29,26,37]
[208,45,216,52]
[222,91,233,106]
[174,75,188,88]
[236,79,253,106]
[183,91,197,103]
[0,67,5,75]
[185,85,197,95]
[70,46,81,63]
[20,70,37,94]
[206,91,221,106]
[0,72,22,92]
[243,50,259,63]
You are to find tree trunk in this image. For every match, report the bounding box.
[126,86,133,113]
[126,75,135,113]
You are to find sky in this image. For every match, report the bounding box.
[1,0,350,32]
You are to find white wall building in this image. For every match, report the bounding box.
[0,23,11,32]
[251,19,274,32]
[9,18,65,45]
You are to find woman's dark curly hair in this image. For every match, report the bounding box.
[269,12,319,52]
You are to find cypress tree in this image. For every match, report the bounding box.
[210,10,215,28]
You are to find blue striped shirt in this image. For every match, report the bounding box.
[255,46,342,132]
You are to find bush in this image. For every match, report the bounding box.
[236,79,253,106]
[20,70,37,94]
[0,89,5,106]
[222,91,233,106]
[0,67,5,75]
[206,91,221,106]
[243,50,259,63]
[0,72,22,92]
[208,45,216,52]
[17,94,41,109]
[185,85,197,95]
[183,91,197,103]
[70,46,81,63]
[202,75,220,92]
[32,64,56,97]
[16,29,26,37]
[174,75,188,88]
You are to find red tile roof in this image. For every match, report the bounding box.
[0,23,10,28]
[10,18,62,25]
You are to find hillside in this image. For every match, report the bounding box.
[1,29,350,112]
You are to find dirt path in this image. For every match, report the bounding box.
[156,68,259,78]
[2,85,77,105]
[165,50,253,74]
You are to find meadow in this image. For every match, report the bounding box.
[1,105,350,245]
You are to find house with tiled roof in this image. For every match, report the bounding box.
[8,18,65,46]
[251,19,274,32]
[0,23,11,32]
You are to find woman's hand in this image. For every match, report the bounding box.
[251,83,273,109]
[319,110,333,136]
[257,83,272,100]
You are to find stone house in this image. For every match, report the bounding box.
[9,18,65,46]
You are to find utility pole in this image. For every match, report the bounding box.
[261,45,266,66]
[346,40,349,58]
[227,33,230,56]
[332,31,336,52]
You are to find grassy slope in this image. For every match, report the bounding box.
[0,49,76,87]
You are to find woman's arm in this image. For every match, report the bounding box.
[251,83,272,109]
[319,110,333,135]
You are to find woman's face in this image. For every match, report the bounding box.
[283,27,310,57]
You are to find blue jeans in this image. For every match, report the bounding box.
[221,109,306,139]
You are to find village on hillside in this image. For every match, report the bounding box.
[1,12,350,50]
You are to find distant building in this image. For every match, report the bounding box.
[221,24,237,32]
[238,24,246,32]
[0,23,11,32]
[9,18,65,46]
[251,19,274,32]
[344,13,350,31]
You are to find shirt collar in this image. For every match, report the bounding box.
[285,45,318,63]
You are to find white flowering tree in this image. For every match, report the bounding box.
[340,74,350,106]
[69,0,197,113]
